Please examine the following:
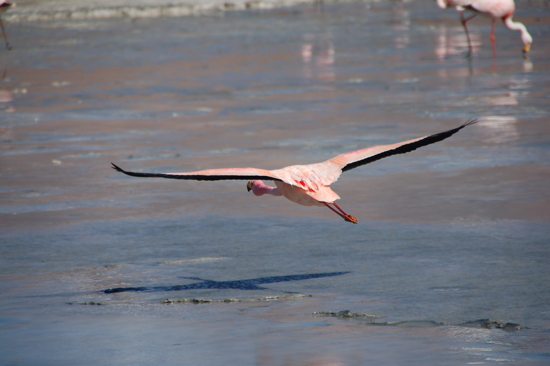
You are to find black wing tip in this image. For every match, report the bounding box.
[460,118,478,129]
[340,118,479,173]
[111,162,124,173]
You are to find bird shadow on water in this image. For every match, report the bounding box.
[103,271,350,294]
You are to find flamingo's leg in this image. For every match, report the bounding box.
[459,11,476,57]
[0,19,10,50]
[323,202,358,224]
[490,18,497,56]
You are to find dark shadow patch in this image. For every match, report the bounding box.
[162,293,311,304]
[311,312,524,331]
[312,310,377,319]
[104,271,350,294]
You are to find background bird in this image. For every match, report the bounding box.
[112,119,477,224]
[0,1,14,50]
[436,0,532,56]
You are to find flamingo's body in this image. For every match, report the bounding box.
[112,120,476,224]
[0,1,14,50]
[437,0,532,55]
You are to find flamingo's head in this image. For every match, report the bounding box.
[247,180,280,197]
[520,29,532,53]
[503,16,532,54]
[523,39,532,53]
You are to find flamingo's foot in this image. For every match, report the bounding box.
[344,215,358,224]
[323,202,358,224]
[332,202,358,224]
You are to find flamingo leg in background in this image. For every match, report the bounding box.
[459,11,477,57]
[0,19,10,50]
[490,19,497,55]
[0,1,15,50]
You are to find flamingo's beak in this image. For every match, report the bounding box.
[246,181,253,192]
[523,43,531,53]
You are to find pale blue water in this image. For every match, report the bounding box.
[1,1,550,365]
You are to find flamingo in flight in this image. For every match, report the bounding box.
[112,120,476,224]
[0,1,14,50]
[437,0,532,56]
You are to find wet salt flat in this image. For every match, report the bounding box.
[1,0,550,365]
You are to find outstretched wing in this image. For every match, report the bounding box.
[111,163,283,182]
[328,119,477,172]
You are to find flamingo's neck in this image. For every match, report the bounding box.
[504,16,532,48]
[250,180,282,197]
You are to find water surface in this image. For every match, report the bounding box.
[1,1,550,365]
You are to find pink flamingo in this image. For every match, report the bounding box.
[112,120,476,224]
[436,0,532,56]
[0,1,14,50]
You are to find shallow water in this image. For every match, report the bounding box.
[1,1,550,365]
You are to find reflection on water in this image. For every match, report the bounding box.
[485,92,519,106]
[0,63,14,112]
[478,116,519,144]
[301,32,335,82]
[0,88,13,112]
[523,58,533,72]
[256,345,346,366]
[392,5,411,49]
[434,25,482,60]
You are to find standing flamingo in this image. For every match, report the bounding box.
[0,1,14,50]
[436,0,532,56]
[111,120,476,224]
